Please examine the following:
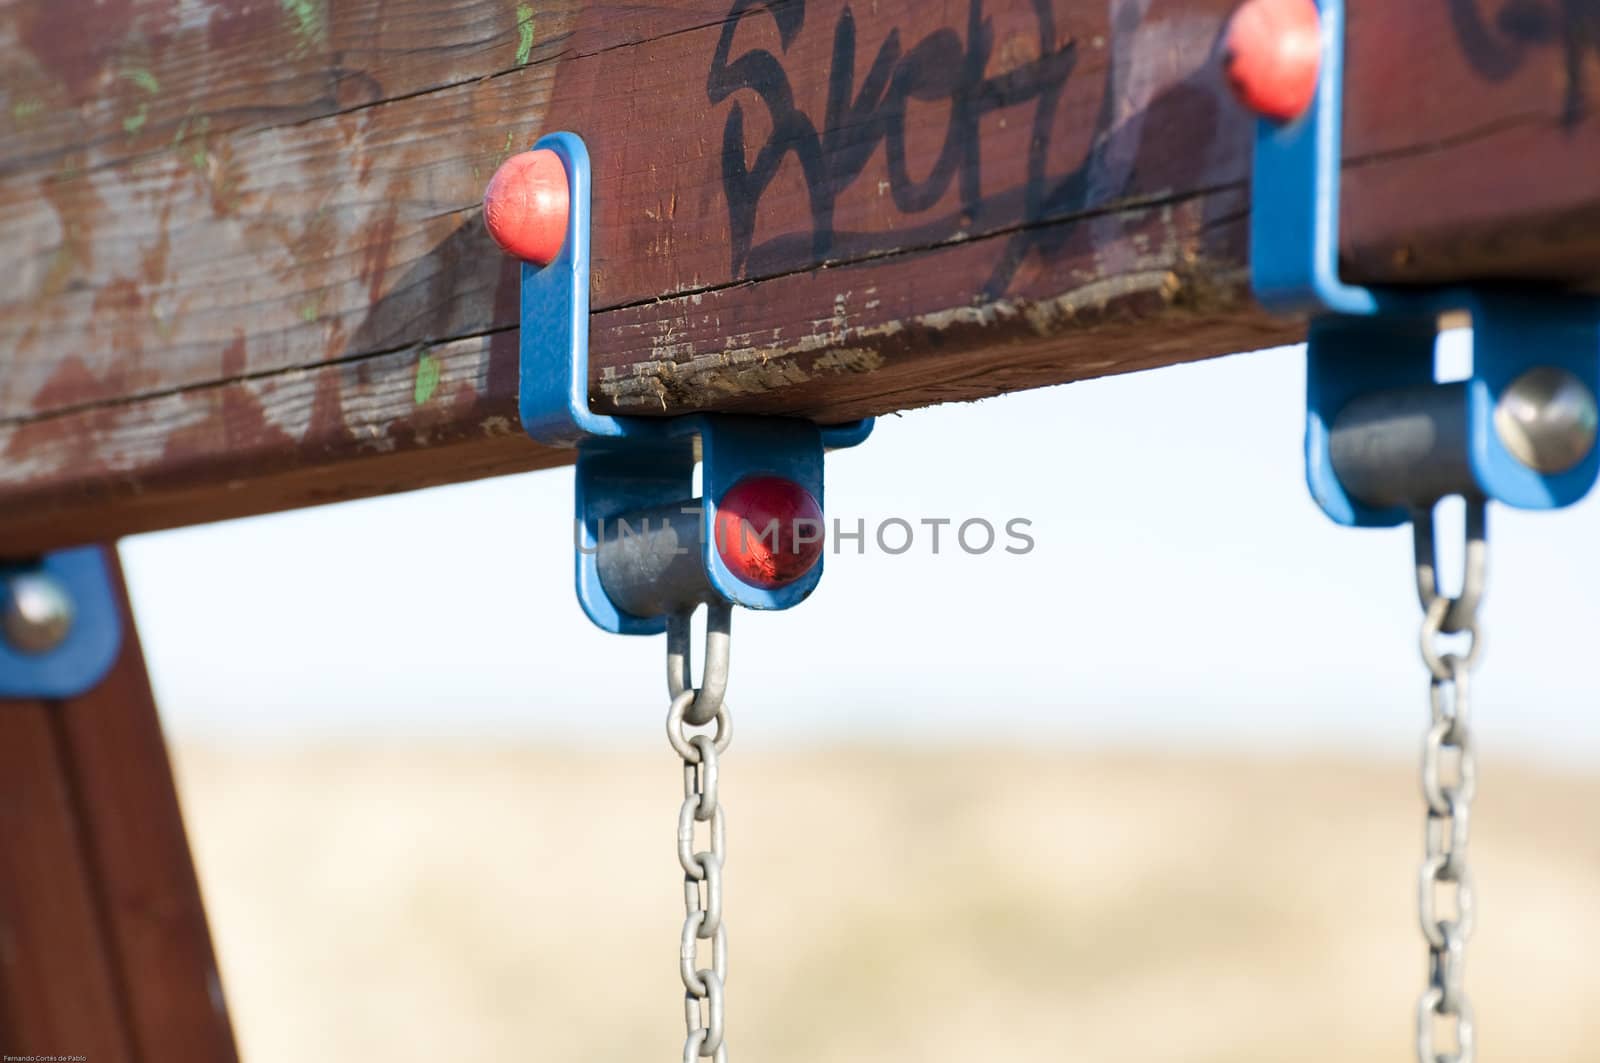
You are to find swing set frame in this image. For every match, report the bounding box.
[2,0,1598,1055]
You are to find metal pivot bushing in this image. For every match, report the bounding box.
[484,132,872,634]
[1235,0,1600,523]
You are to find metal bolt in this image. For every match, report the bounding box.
[2,570,76,654]
[1493,366,1600,474]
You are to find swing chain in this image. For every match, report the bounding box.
[668,603,733,1063]
[1413,501,1486,1063]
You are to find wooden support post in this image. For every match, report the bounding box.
[0,549,237,1062]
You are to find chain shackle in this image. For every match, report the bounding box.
[667,607,733,1062]
[668,602,732,727]
[1412,499,1486,1063]
[1413,502,1487,641]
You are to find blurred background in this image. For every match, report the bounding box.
[121,334,1600,1062]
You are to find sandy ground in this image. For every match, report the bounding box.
[170,744,1600,1063]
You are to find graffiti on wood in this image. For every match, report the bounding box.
[706,0,1242,297]
[1447,0,1599,124]
[707,0,1077,279]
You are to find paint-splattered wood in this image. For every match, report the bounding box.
[3,1,732,179]
[0,550,237,1060]
[2,0,1598,552]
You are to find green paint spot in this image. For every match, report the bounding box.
[301,303,319,323]
[174,114,212,171]
[515,3,536,64]
[414,353,441,405]
[490,131,521,172]
[123,105,149,134]
[281,0,328,54]
[121,68,160,95]
[11,98,44,122]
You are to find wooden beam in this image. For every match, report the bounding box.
[0,549,237,1059]
[2,0,1598,552]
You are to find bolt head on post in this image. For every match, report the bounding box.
[483,148,570,266]
[715,476,826,589]
[2,570,76,655]
[1494,366,1600,474]
[1223,0,1322,122]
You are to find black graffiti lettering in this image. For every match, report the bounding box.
[1448,0,1600,126]
[1449,0,1530,79]
[707,0,1076,278]
[707,0,825,270]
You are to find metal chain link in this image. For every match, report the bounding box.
[667,603,733,1063]
[1412,501,1486,1063]
[655,504,1495,1063]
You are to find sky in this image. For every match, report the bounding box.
[120,332,1600,765]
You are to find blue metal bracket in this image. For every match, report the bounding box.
[517,132,872,634]
[1251,0,1600,526]
[0,548,123,700]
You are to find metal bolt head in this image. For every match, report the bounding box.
[1494,366,1600,474]
[2,571,76,655]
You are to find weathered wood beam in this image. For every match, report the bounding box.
[2,0,1597,553]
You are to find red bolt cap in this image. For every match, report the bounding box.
[714,476,825,590]
[1223,0,1322,123]
[483,149,570,266]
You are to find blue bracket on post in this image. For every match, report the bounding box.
[514,132,872,634]
[0,547,122,700]
[1250,0,1600,526]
